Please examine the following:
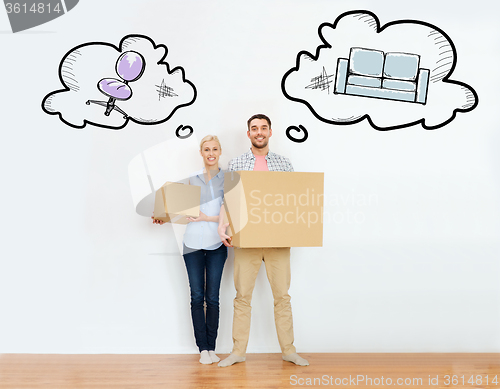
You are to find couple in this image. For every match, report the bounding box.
[153,114,309,367]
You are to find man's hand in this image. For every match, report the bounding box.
[218,222,233,247]
[151,216,165,225]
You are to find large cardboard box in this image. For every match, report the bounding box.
[153,182,200,224]
[224,171,324,247]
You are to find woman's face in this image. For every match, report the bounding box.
[200,140,221,168]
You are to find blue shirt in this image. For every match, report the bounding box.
[183,168,224,250]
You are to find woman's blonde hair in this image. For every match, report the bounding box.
[200,135,222,151]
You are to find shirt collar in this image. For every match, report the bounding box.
[193,168,204,179]
[195,167,222,182]
[248,148,273,160]
[245,149,255,159]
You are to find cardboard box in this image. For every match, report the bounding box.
[224,171,324,247]
[153,182,200,224]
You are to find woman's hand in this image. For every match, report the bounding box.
[151,216,165,225]
[187,211,209,223]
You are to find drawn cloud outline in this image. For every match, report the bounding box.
[281,10,479,131]
[41,34,197,130]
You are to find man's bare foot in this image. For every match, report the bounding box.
[283,353,309,366]
[218,353,246,367]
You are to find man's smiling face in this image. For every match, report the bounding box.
[247,118,272,149]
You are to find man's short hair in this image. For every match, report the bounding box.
[247,114,271,129]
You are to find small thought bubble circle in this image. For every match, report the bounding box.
[176,125,194,139]
[286,125,308,143]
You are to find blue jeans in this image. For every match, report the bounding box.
[183,244,227,352]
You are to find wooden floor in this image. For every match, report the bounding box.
[0,353,499,388]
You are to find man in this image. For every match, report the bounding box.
[217,114,309,367]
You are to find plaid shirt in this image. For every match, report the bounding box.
[228,149,294,172]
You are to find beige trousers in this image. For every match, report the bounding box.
[232,247,296,356]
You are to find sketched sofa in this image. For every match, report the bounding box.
[334,47,429,104]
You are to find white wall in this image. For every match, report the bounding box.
[0,0,499,353]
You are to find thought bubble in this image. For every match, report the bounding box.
[282,10,478,130]
[42,34,196,130]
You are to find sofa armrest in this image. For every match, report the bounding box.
[334,58,349,94]
[416,68,430,104]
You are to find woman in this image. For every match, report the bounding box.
[153,135,227,365]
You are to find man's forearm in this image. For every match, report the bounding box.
[218,204,225,227]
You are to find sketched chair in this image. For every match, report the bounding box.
[86,51,145,118]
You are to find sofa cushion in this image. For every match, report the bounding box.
[347,75,382,88]
[382,79,416,92]
[383,53,419,81]
[346,85,416,102]
[349,48,384,77]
